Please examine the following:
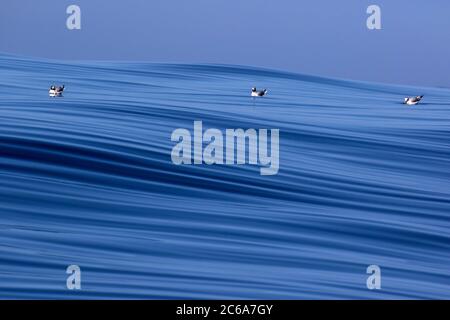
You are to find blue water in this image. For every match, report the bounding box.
[0,53,449,299]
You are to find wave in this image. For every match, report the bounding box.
[0,53,449,299]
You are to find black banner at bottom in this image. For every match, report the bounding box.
[0,300,445,318]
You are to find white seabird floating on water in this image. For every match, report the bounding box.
[49,85,65,97]
[251,87,267,97]
[403,95,423,105]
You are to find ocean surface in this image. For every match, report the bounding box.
[0,53,449,299]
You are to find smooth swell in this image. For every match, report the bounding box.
[0,53,449,299]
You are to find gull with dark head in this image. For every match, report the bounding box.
[251,87,267,97]
[49,85,65,97]
[403,95,423,106]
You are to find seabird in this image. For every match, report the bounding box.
[403,95,423,105]
[49,85,65,97]
[251,87,267,97]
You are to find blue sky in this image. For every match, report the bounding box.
[1,0,449,87]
